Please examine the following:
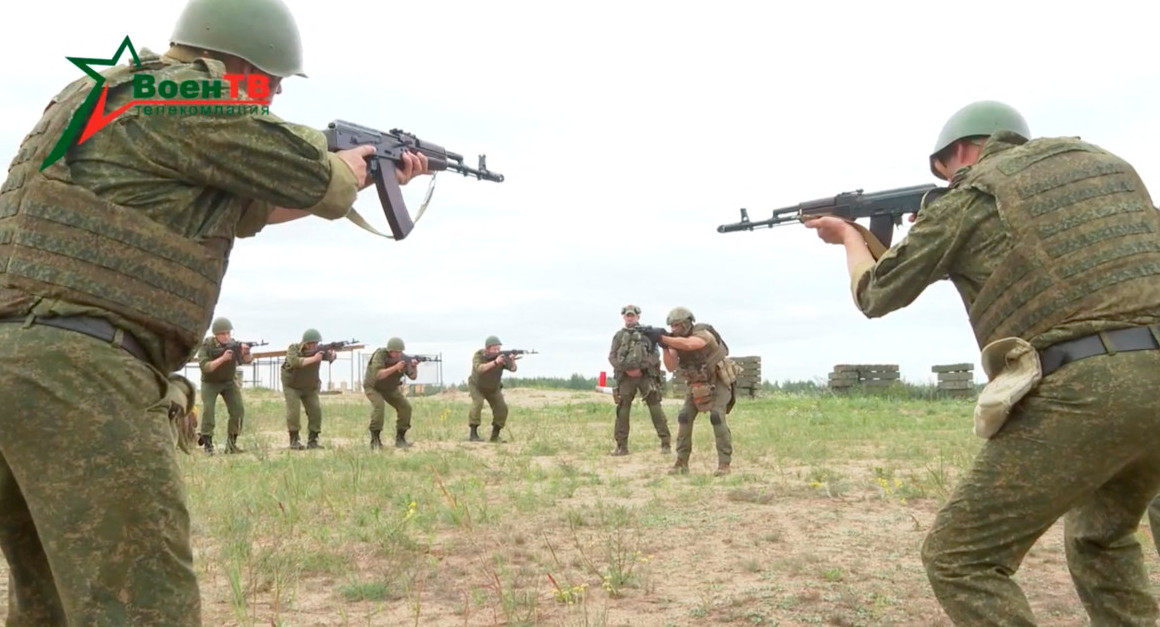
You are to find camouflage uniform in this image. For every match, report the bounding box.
[468,344,518,442]
[0,41,357,626]
[668,322,736,475]
[281,342,331,449]
[607,313,671,454]
[364,346,418,449]
[197,336,246,452]
[1150,496,1160,559]
[852,131,1160,624]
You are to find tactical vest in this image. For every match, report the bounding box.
[676,323,731,383]
[959,133,1160,347]
[0,51,231,371]
[282,343,322,390]
[201,337,237,383]
[617,326,655,372]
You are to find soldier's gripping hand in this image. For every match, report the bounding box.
[336,145,377,189]
[396,151,432,185]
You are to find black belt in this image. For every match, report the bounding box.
[0,315,151,363]
[1039,325,1160,377]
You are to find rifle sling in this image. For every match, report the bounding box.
[343,173,439,240]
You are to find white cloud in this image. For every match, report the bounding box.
[3,0,1158,388]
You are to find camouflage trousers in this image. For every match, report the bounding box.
[0,324,200,625]
[366,386,411,432]
[921,350,1160,625]
[675,382,733,466]
[283,385,322,433]
[1150,495,1160,558]
[613,373,670,447]
[198,378,245,437]
[468,384,508,428]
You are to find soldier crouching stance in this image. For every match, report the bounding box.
[608,304,671,455]
[364,337,419,449]
[657,307,738,476]
[467,335,518,442]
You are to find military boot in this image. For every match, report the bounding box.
[200,434,215,455]
[611,442,629,456]
[714,462,731,476]
[468,425,483,442]
[660,439,672,454]
[307,431,323,449]
[288,431,305,450]
[668,460,689,475]
[489,425,503,443]
[370,430,383,450]
[225,434,245,454]
[395,429,412,449]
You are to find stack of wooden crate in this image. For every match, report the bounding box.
[827,364,900,390]
[932,363,975,395]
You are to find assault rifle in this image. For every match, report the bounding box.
[636,325,670,346]
[210,340,268,365]
[484,349,538,362]
[304,339,359,359]
[322,120,505,241]
[716,184,949,255]
[385,353,441,366]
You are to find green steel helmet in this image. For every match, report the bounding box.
[484,335,502,347]
[302,328,322,343]
[170,0,307,78]
[929,100,1030,180]
[666,306,695,325]
[387,337,405,351]
[211,317,233,333]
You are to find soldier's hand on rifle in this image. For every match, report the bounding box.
[336,145,377,189]
[803,216,857,245]
[396,151,432,185]
[221,349,234,363]
[409,359,420,368]
[326,350,337,361]
[241,343,251,355]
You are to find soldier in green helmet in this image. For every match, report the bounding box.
[195,316,253,454]
[281,328,335,450]
[0,0,434,621]
[468,335,520,442]
[363,337,421,449]
[607,304,671,455]
[806,100,1160,623]
[655,307,738,476]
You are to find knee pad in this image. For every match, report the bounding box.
[709,411,722,426]
[677,410,690,425]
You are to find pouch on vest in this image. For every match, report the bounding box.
[716,358,741,386]
[690,381,715,411]
[974,337,1042,439]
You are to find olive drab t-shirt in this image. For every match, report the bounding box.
[363,348,415,394]
[197,337,236,383]
[281,342,324,391]
[0,46,360,372]
[469,349,515,392]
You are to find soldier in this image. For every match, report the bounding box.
[656,307,737,476]
[607,304,671,455]
[468,335,519,442]
[364,337,420,449]
[195,316,253,454]
[806,100,1160,624]
[281,328,336,450]
[0,0,432,621]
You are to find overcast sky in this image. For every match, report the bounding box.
[3,0,1158,388]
